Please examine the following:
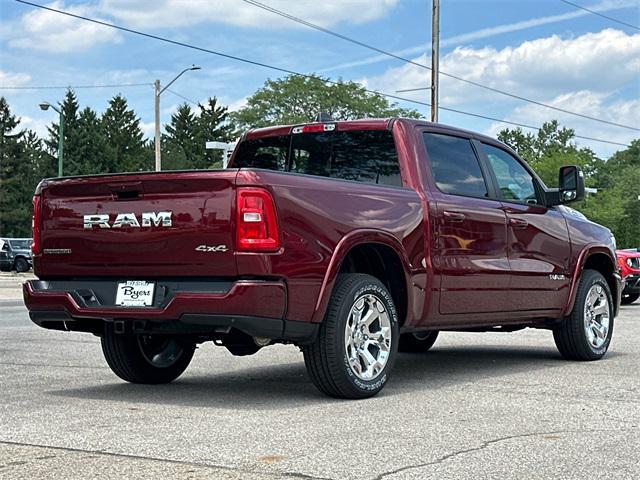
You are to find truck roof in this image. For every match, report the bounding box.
[244,117,503,147]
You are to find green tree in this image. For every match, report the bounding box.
[581,140,640,247]
[68,107,107,176]
[161,97,234,170]
[162,103,200,170]
[44,89,84,176]
[102,94,149,172]
[197,97,234,169]
[231,75,421,130]
[0,98,46,237]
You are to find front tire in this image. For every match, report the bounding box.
[101,328,195,384]
[14,257,29,273]
[621,292,639,305]
[553,269,614,361]
[399,331,439,353]
[304,274,399,399]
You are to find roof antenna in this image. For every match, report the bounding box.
[315,112,334,122]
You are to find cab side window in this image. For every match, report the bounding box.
[423,133,488,198]
[483,144,538,204]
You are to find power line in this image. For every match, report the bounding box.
[558,0,640,30]
[13,0,632,148]
[166,89,198,105]
[241,0,639,132]
[0,82,153,90]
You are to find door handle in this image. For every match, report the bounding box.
[443,211,466,222]
[509,217,529,229]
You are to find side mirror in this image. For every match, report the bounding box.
[559,165,585,203]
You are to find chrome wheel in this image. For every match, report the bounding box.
[344,293,392,381]
[583,284,610,349]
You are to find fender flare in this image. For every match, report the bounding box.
[562,244,617,317]
[311,229,414,324]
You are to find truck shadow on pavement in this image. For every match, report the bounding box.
[47,344,610,409]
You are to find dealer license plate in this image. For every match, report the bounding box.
[115,281,155,307]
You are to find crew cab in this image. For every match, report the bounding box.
[617,248,640,304]
[24,118,623,399]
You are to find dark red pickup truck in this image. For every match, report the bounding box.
[24,118,623,398]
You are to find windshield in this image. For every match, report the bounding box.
[233,129,402,187]
[9,239,31,250]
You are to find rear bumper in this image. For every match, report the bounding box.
[23,279,317,343]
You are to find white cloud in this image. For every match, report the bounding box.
[319,0,638,73]
[140,121,155,139]
[364,29,639,158]
[227,96,248,112]
[486,91,639,157]
[368,29,640,106]
[100,0,398,29]
[20,115,50,138]
[0,70,32,87]
[9,1,121,53]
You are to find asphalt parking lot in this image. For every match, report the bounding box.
[1,272,638,479]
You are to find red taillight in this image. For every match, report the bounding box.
[236,188,280,252]
[32,195,41,255]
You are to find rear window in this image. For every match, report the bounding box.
[233,129,402,187]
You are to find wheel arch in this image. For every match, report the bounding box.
[312,230,413,326]
[563,246,619,317]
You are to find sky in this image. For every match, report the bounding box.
[0,0,639,158]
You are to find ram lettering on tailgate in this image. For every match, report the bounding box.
[83,211,172,229]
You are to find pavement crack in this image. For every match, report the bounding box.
[0,440,333,480]
[371,429,588,480]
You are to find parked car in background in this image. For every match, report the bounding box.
[0,238,33,272]
[617,248,640,305]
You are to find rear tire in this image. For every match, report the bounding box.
[553,269,613,361]
[399,331,439,353]
[14,257,29,273]
[621,292,639,305]
[304,274,399,399]
[101,328,195,384]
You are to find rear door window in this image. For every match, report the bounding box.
[234,129,402,187]
[423,132,488,198]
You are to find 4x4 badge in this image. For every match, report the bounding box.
[195,245,228,253]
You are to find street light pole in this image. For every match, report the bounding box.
[154,65,201,171]
[39,102,65,177]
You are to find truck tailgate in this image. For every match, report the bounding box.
[35,170,239,278]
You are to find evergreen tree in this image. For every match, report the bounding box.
[197,97,234,169]
[163,103,200,170]
[74,107,107,175]
[102,94,149,172]
[45,89,82,176]
[0,98,37,237]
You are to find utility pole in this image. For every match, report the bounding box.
[431,0,440,123]
[153,65,201,172]
[154,79,161,172]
